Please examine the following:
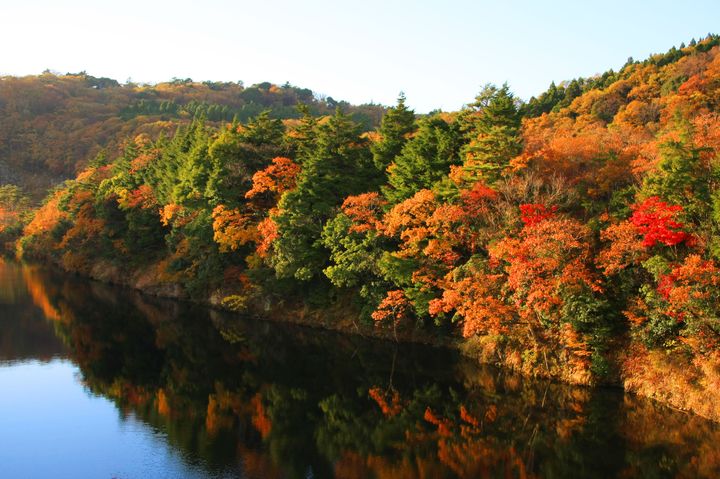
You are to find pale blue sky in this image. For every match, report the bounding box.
[1,0,718,112]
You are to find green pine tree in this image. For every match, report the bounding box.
[382,115,461,204]
[371,92,416,172]
[459,84,521,184]
[271,109,379,281]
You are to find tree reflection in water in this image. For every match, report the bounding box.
[11,259,720,479]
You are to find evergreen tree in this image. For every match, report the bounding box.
[642,120,715,224]
[286,103,318,162]
[241,110,284,146]
[459,84,522,184]
[555,79,583,110]
[522,81,566,117]
[371,93,416,171]
[173,121,212,207]
[271,109,378,281]
[204,111,289,207]
[205,126,247,206]
[382,115,461,204]
[148,122,202,206]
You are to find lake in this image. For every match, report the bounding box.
[1,258,719,478]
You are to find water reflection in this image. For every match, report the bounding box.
[0,259,65,362]
[2,258,720,478]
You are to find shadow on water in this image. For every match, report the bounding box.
[2,257,720,478]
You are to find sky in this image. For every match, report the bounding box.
[1,0,718,113]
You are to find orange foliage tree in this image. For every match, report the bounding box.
[372,290,412,339]
[428,260,514,337]
[489,204,601,327]
[212,205,258,253]
[245,157,301,202]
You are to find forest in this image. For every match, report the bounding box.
[2,35,720,419]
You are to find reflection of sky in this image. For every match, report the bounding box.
[0,360,234,479]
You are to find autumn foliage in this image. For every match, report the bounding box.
[245,157,301,201]
[212,205,257,252]
[10,35,720,392]
[629,196,690,247]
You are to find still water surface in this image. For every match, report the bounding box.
[1,258,719,478]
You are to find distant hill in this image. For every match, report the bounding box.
[0,72,385,197]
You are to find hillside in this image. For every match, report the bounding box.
[0,72,385,196]
[3,34,720,421]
